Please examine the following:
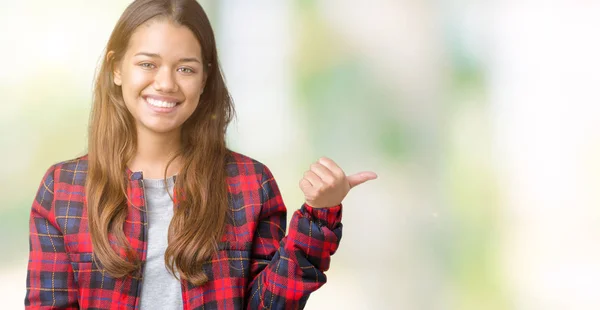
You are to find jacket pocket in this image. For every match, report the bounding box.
[68,252,137,309]
[68,252,120,290]
[68,252,94,286]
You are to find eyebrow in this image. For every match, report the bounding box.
[134,52,202,64]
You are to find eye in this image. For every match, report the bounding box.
[139,62,156,69]
[177,67,195,74]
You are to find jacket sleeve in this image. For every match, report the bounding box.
[25,165,79,309]
[246,165,343,310]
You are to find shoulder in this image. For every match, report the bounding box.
[33,154,88,230]
[46,154,89,188]
[225,150,282,201]
[226,150,273,180]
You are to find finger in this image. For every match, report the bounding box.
[299,178,312,192]
[317,157,345,178]
[310,162,335,184]
[303,170,324,188]
[347,171,378,189]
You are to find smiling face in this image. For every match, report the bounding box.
[112,18,206,136]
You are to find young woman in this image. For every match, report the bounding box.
[25,0,377,309]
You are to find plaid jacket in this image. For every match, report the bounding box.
[25,151,343,309]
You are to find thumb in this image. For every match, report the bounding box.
[347,171,378,189]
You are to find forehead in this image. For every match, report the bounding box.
[126,19,202,59]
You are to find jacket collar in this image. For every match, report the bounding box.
[125,166,144,181]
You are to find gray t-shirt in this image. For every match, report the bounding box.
[139,175,183,310]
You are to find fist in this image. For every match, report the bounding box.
[299,157,378,209]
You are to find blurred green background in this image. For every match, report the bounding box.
[2,1,600,309]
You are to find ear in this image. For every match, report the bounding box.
[107,51,122,86]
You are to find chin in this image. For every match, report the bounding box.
[142,123,183,135]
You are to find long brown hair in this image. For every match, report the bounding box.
[87,0,234,285]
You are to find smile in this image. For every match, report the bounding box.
[143,96,182,113]
[147,97,178,108]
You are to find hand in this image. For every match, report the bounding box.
[299,157,378,209]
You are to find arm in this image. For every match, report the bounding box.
[246,166,343,310]
[25,165,79,309]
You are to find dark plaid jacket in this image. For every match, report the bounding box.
[25,151,342,309]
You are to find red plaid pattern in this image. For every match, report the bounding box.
[25,151,343,309]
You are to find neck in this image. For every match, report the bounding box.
[128,128,182,179]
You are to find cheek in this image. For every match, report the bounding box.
[181,80,204,102]
[120,70,152,117]
[122,69,152,97]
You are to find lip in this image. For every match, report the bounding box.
[143,95,182,114]
[143,94,182,103]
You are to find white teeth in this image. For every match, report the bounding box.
[146,98,177,108]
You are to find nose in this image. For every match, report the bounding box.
[153,67,178,93]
